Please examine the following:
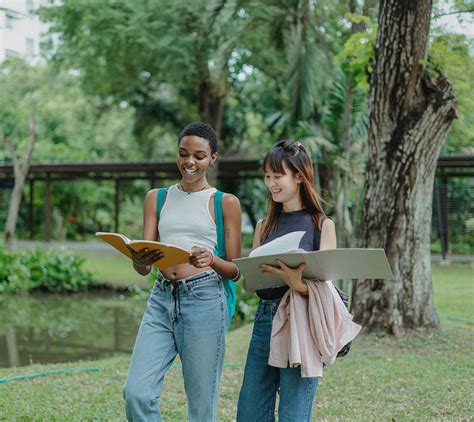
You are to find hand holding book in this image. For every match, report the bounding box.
[189,246,214,268]
[95,232,190,270]
[260,260,308,293]
[127,246,163,267]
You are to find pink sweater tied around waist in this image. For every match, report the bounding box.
[268,280,362,378]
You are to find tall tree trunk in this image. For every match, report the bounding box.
[198,80,225,140]
[338,82,354,248]
[198,80,210,124]
[209,95,225,140]
[351,0,457,336]
[4,106,37,246]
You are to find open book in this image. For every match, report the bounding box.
[95,232,190,269]
[233,232,394,290]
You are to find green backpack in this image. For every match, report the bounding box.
[156,188,237,328]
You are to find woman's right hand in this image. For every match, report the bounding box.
[127,247,163,267]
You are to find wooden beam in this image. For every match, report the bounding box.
[44,173,52,242]
[149,172,155,190]
[29,179,34,240]
[114,179,120,233]
[440,176,449,254]
[0,156,470,180]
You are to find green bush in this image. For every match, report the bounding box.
[234,281,259,326]
[0,246,95,293]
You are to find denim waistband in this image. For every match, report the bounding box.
[157,270,216,287]
[258,297,282,313]
[258,298,282,305]
[155,270,220,321]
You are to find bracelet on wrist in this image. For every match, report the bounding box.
[208,252,215,267]
[231,269,241,281]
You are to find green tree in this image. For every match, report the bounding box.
[429,31,474,152]
[0,59,136,241]
[40,0,251,153]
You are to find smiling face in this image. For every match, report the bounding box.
[177,135,217,183]
[264,161,302,204]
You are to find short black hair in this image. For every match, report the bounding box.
[178,122,218,154]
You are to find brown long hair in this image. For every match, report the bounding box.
[260,140,326,242]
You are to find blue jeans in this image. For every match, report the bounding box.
[237,299,318,422]
[123,270,227,422]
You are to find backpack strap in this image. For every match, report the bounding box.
[213,190,237,328]
[156,188,168,222]
[214,191,226,258]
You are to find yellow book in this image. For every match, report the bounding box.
[95,232,190,269]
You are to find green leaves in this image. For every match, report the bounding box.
[0,246,95,293]
[428,30,474,152]
[286,24,323,125]
[336,21,377,90]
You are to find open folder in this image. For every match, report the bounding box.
[233,248,394,291]
[95,232,190,269]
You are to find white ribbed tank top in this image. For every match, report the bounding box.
[158,184,218,251]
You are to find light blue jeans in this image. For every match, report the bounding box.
[123,270,227,422]
[237,299,318,422]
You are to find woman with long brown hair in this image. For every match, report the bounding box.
[237,140,337,421]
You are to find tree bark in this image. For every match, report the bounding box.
[337,82,354,248]
[198,80,225,140]
[351,0,457,336]
[209,94,225,140]
[4,106,37,246]
[198,80,210,124]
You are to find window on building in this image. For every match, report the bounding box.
[5,10,22,29]
[5,12,15,29]
[5,49,21,59]
[26,0,35,12]
[26,38,35,56]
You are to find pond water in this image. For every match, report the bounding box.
[0,291,147,368]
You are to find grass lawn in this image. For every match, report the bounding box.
[432,262,474,322]
[78,250,150,289]
[0,260,472,420]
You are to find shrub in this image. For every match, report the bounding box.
[0,246,95,293]
[234,281,259,326]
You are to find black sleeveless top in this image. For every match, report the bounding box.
[256,210,326,300]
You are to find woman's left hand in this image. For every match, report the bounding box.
[259,260,308,294]
[189,246,214,268]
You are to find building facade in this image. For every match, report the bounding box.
[0,0,49,62]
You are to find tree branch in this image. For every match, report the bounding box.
[21,105,37,175]
[5,136,18,166]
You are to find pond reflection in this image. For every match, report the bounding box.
[0,292,147,367]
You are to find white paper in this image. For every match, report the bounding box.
[249,231,306,258]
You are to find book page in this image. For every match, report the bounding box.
[95,232,132,258]
[249,231,306,257]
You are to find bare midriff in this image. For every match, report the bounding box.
[160,262,212,282]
